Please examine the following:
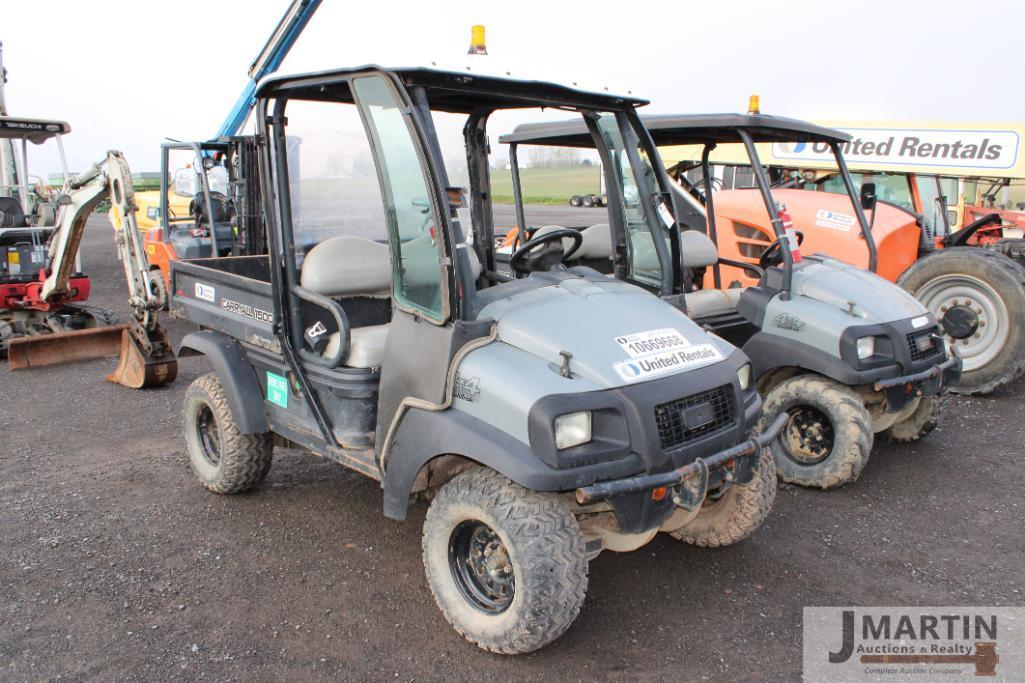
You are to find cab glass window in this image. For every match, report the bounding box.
[595,115,664,288]
[280,98,388,259]
[914,175,947,237]
[353,75,447,320]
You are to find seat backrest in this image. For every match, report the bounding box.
[189,191,232,226]
[301,236,391,298]
[0,197,27,229]
[532,223,613,261]
[680,229,719,268]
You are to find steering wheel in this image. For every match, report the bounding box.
[509,228,583,274]
[759,231,805,269]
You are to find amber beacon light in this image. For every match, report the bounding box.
[468,25,488,55]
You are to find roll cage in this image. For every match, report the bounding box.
[252,65,686,333]
[502,113,880,295]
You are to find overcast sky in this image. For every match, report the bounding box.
[4,0,1022,174]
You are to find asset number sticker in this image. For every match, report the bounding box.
[266,371,289,409]
[614,328,690,358]
[613,344,723,383]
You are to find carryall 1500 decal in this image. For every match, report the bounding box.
[221,298,273,324]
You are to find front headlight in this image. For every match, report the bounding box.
[856,336,876,360]
[555,411,592,450]
[737,363,752,391]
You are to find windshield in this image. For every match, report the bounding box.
[818,172,915,213]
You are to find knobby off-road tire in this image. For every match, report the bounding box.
[183,372,272,494]
[760,375,872,489]
[898,247,1025,395]
[422,467,587,654]
[883,394,944,443]
[669,445,776,548]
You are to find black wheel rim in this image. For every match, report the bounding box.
[196,405,222,466]
[780,406,835,466]
[448,520,515,614]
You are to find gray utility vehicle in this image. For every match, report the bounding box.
[499,115,961,489]
[170,67,787,654]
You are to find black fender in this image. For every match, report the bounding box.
[743,331,884,386]
[177,330,269,434]
[381,407,635,521]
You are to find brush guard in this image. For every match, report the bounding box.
[575,411,788,504]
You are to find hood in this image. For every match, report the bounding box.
[794,258,927,323]
[478,277,736,388]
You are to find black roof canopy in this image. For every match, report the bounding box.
[257,66,648,113]
[0,117,72,144]
[500,113,850,147]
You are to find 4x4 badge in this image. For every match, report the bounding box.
[775,312,805,331]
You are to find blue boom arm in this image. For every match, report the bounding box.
[215,0,322,138]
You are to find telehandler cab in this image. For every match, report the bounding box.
[171,66,786,653]
[499,114,960,489]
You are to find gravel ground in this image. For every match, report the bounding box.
[1,213,1023,681]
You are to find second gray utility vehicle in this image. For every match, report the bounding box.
[499,114,961,489]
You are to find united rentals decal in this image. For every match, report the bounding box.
[803,607,1025,681]
[772,128,1020,171]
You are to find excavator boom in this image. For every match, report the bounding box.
[6,151,177,388]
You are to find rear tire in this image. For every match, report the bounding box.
[898,247,1025,395]
[883,394,943,443]
[569,195,583,207]
[669,446,776,547]
[760,375,872,489]
[422,467,587,654]
[581,194,595,207]
[183,372,272,494]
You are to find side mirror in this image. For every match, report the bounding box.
[860,182,877,212]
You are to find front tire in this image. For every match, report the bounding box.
[883,394,943,443]
[149,270,170,311]
[669,446,776,547]
[760,375,872,489]
[899,247,1025,395]
[569,195,583,207]
[183,372,273,494]
[422,467,587,654]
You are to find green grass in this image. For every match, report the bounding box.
[490,166,602,205]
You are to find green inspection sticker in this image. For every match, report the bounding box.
[266,371,288,408]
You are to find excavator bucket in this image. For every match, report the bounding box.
[6,324,130,370]
[106,328,178,389]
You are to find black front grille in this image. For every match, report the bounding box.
[654,384,736,450]
[907,327,941,362]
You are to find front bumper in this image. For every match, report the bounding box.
[874,350,961,411]
[575,411,788,504]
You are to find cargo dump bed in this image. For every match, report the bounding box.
[171,256,280,353]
